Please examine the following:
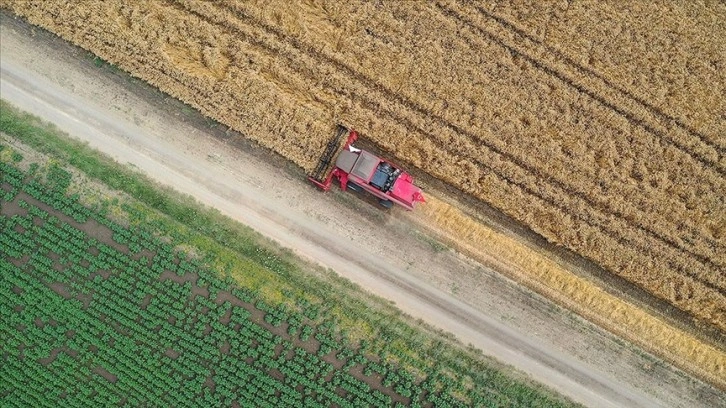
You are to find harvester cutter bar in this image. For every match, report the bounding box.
[310,125,348,182]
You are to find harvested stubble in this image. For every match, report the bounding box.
[3,0,724,334]
[417,196,725,389]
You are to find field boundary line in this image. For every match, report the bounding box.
[415,195,726,391]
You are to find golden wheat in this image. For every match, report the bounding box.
[3,0,724,362]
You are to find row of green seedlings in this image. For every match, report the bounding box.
[165,300,323,406]
[2,156,404,392]
[253,296,435,404]
[109,220,157,254]
[88,283,222,405]
[22,177,89,224]
[3,271,71,362]
[1,215,37,259]
[236,322,390,407]
[1,160,24,202]
[173,256,422,406]
[3,208,193,356]
[2,211,96,293]
[6,159,171,258]
[176,233,461,404]
[7,256,209,406]
[4,160,475,406]
[0,156,181,264]
[2,341,110,408]
[105,277,383,406]
[5,211,452,407]
[2,263,104,405]
[3,207,133,290]
[4,205,312,406]
[4,164,219,404]
[2,156,220,277]
[73,243,335,406]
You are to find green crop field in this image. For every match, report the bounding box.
[0,103,575,407]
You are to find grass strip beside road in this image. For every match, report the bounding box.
[0,99,580,407]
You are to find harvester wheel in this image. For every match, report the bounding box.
[378,199,393,209]
[347,182,363,193]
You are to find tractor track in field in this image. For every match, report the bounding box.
[434,1,725,254]
[450,0,726,160]
[174,0,724,297]
[431,2,725,248]
[472,0,726,155]
[440,3,726,170]
[212,0,726,275]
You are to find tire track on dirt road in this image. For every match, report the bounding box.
[0,59,659,408]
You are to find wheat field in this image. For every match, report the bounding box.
[3,0,723,343]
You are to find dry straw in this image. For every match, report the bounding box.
[4,0,724,386]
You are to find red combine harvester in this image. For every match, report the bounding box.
[309,125,425,210]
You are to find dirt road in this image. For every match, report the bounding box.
[1,15,721,408]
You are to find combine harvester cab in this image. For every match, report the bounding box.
[309,125,425,210]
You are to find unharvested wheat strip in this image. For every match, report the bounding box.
[382,116,726,330]
[463,178,726,333]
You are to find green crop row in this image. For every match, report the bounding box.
[0,107,577,407]
[1,161,466,406]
